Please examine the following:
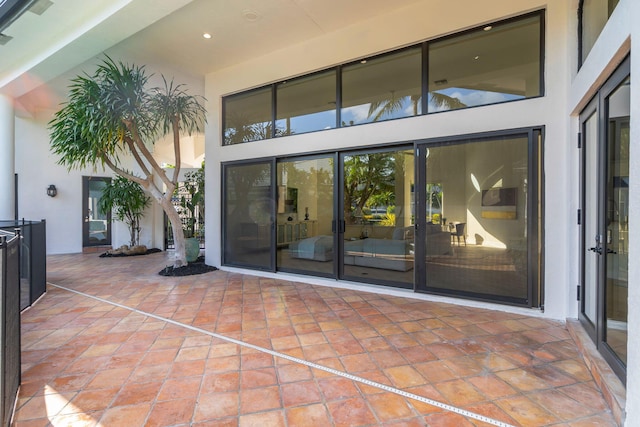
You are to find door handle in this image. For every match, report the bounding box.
[588,246,603,254]
[606,248,617,254]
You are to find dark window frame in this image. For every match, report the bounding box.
[222,10,546,145]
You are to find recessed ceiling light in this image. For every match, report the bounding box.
[243,9,260,21]
[484,25,492,31]
[474,55,480,60]
[203,33,212,39]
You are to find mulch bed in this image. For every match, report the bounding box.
[99,248,217,276]
[159,256,218,277]
[99,248,163,257]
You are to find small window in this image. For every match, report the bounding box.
[223,87,273,145]
[580,0,620,66]
[276,70,337,136]
[428,13,542,112]
[341,47,422,126]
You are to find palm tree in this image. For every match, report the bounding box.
[49,56,206,268]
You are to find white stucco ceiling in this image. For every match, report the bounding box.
[1,0,425,113]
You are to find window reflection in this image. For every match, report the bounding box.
[428,15,541,111]
[223,88,273,145]
[424,137,529,302]
[276,157,335,276]
[223,162,273,268]
[276,71,336,135]
[342,149,415,287]
[341,48,422,126]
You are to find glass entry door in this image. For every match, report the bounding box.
[579,59,629,381]
[82,176,111,247]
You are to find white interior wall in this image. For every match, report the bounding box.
[205,0,572,320]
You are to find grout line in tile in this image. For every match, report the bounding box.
[49,282,514,427]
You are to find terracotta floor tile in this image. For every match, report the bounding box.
[422,411,477,426]
[414,360,457,383]
[59,388,118,415]
[496,368,556,392]
[98,403,151,427]
[194,392,239,421]
[286,403,331,426]
[239,410,286,427]
[528,389,599,421]
[496,395,559,426]
[86,367,134,390]
[366,392,415,422]
[240,386,282,413]
[20,253,617,427]
[276,363,313,383]
[201,372,240,394]
[433,378,486,406]
[384,365,428,388]
[281,380,322,407]
[168,359,206,377]
[206,354,241,372]
[318,377,361,401]
[326,397,378,427]
[467,374,518,399]
[241,367,278,389]
[157,376,202,401]
[112,380,162,406]
[146,397,197,427]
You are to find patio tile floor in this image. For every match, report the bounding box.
[13,252,618,426]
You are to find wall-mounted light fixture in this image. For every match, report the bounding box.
[46,184,57,197]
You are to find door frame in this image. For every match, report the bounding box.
[578,55,629,383]
[414,127,543,307]
[82,176,112,248]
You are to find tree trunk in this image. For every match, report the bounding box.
[162,197,187,268]
[143,182,187,268]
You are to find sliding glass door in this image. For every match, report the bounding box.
[223,161,274,270]
[416,132,541,305]
[221,131,542,305]
[276,156,336,277]
[340,148,414,288]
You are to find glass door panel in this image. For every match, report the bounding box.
[82,176,111,247]
[276,157,335,276]
[582,111,599,327]
[223,162,273,269]
[605,78,629,365]
[420,137,529,303]
[579,59,628,382]
[341,149,414,288]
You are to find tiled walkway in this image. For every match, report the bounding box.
[14,252,618,426]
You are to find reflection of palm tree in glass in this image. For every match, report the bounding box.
[225,112,291,144]
[344,154,395,224]
[367,92,466,121]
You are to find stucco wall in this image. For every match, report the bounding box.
[205,0,573,320]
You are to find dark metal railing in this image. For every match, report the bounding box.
[0,231,20,427]
[0,219,47,310]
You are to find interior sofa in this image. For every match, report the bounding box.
[289,225,451,271]
[343,229,414,271]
